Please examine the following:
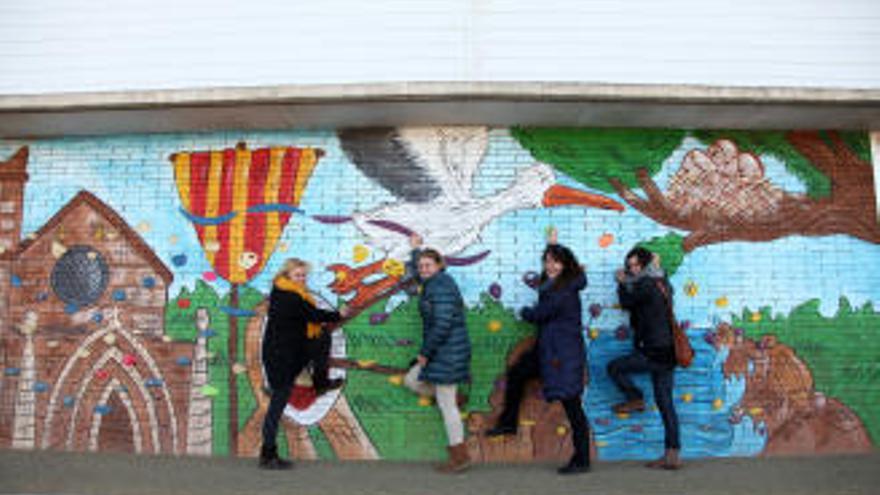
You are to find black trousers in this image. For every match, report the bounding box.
[498,345,590,465]
[261,356,307,450]
[607,351,680,449]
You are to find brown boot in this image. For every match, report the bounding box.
[612,398,646,414]
[436,443,471,473]
[646,448,681,470]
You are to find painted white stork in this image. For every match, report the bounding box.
[320,126,624,310]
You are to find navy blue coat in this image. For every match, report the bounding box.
[410,252,471,384]
[520,272,587,401]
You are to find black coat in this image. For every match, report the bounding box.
[520,272,588,401]
[617,275,676,366]
[262,287,341,390]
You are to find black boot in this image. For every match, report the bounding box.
[259,444,293,470]
[557,454,590,475]
[485,423,517,437]
[314,377,345,396]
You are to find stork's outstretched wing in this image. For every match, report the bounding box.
[338,127,488,204]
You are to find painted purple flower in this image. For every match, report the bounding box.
[630,425,644,433]
[614,325,630,341]
[588,303,603,319]
[733,327,744,337]
[522,271,540,289]
[395,338,414,347]
[369,313,389,325]
[680,320,692,331]
[595,417,611,426]
[488,283,502,300]
[703,332,717,345]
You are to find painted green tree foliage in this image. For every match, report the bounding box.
[734,298,880,443]
[510,128,686,193]
[512,128,880,252]
[637,233,686,277]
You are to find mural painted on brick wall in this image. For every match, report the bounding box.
[0,127,877,462]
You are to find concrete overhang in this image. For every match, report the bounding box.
[1,82,879,138]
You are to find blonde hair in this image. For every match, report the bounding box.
[276,258,311,280]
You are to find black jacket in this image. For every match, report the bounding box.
[262,287,341,388]
[617,275,675,366]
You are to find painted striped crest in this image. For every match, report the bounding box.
[171,142,321,283]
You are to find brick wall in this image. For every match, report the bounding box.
[0,126,877,461]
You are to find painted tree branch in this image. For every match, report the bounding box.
[609,132,880,252]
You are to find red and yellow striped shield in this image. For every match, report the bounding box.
[171,142,322,284]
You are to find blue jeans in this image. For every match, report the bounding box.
[607,351,680,449]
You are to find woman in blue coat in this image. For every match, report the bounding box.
[403,234,472,473]
[486,230,590,474]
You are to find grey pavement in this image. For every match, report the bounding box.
[1,449,878,495]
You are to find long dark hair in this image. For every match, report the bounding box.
[625,246,653,273]
[540,244,583,290]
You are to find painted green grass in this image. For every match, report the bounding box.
[343,294,534,460]
[733,297,880,443]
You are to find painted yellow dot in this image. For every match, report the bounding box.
[595,440,609,448]
[357,360,376,368]
[749,407,764,416]
[388,375,403,386]
[460,412,469,420]
[589,328,600,340]
[750,312,762,323]
[684,281,699,298]
[204,241,221,253]
[136,222,151,233]
[682,393,694,403]
[382,259,405,277]
[556,426,568,436]
[616,412,630,420]
[712,398,724,410]
[168,235,179,245]
[715,296,729,308]
[418,396,433,407]
[278,242,289,253]
[519,420,536,427]
[353,245,370,263]
[487,320,503,333]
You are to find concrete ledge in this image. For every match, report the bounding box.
[2,81,879,137]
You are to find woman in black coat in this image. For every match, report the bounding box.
[259,258,346,469]
[486,229,591,475]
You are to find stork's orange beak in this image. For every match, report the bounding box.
[542,184,625,211]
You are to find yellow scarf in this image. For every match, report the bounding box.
[274,276,323,339]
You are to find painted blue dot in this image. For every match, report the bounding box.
[92,313,104,323]
[142,276,156,289]
[32,381,49,393]
[63,396,75,407]
[199,329,216,339]
[4,367,21,377]
[94,405,112,415]
[112,289,126,301]
[171,254,188,267]
[11,275,21,288]
[145,378,163,388]
[176,356,192,366]
[64,303,79,314]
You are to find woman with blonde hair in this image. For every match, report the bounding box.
[259,258,348,469]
